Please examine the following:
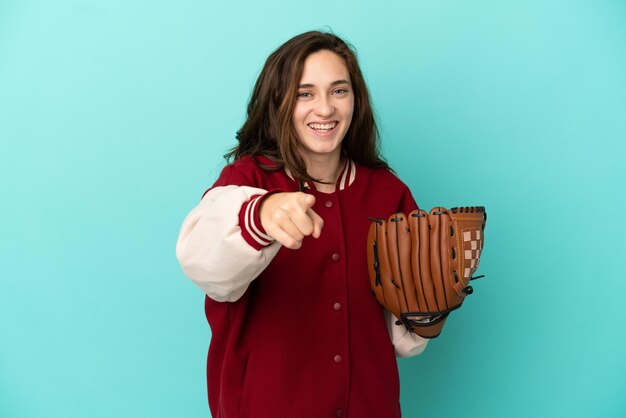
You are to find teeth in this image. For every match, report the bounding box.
[308,122,337,130]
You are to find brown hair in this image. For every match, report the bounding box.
[225,30,390,184]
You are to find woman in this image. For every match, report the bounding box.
[176,30,428,418]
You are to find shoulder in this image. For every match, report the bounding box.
[357,163,410,191]
[213,155,279,187]
[207,154,298,197]
[354,163,418,211]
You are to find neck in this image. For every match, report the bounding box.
[304,153,343,193]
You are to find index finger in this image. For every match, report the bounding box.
[307,207,324,238]
[299,193,316,210]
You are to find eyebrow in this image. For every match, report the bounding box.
[298,79,351,88]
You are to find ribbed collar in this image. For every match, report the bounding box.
[283,158,357,191]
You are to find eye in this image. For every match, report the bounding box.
[297,91,312,98]
[333,88,349,95]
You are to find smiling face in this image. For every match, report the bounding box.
[292,50,355,165]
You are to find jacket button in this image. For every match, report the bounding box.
[333,302,342,311]
[334,354,343,363]
[331,253,340,262]
[336,409,344,417]
[325,200,333,208]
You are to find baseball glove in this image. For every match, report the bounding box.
[367,206,486,339]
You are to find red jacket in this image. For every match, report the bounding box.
[177,156,428,417]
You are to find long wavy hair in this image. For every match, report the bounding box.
[225,30,390,184]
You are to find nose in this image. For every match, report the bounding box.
[314,95,335,117]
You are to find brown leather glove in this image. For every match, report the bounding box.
[367,206,487,339]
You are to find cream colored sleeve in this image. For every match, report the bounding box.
[385,310,429,358]
[176,185,281,302]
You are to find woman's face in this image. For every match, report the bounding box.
[292,50,355,163]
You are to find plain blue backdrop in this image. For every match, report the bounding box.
[1,1,625,417]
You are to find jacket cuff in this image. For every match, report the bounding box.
[393,329,429,358]
[239,190,282,250]
[385,310,429,358]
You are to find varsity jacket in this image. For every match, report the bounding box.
[176,155,428,418]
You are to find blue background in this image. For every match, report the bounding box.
[1,1,625,417]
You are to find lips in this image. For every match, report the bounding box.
[307,121,338,134]
[308,121,337,131]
